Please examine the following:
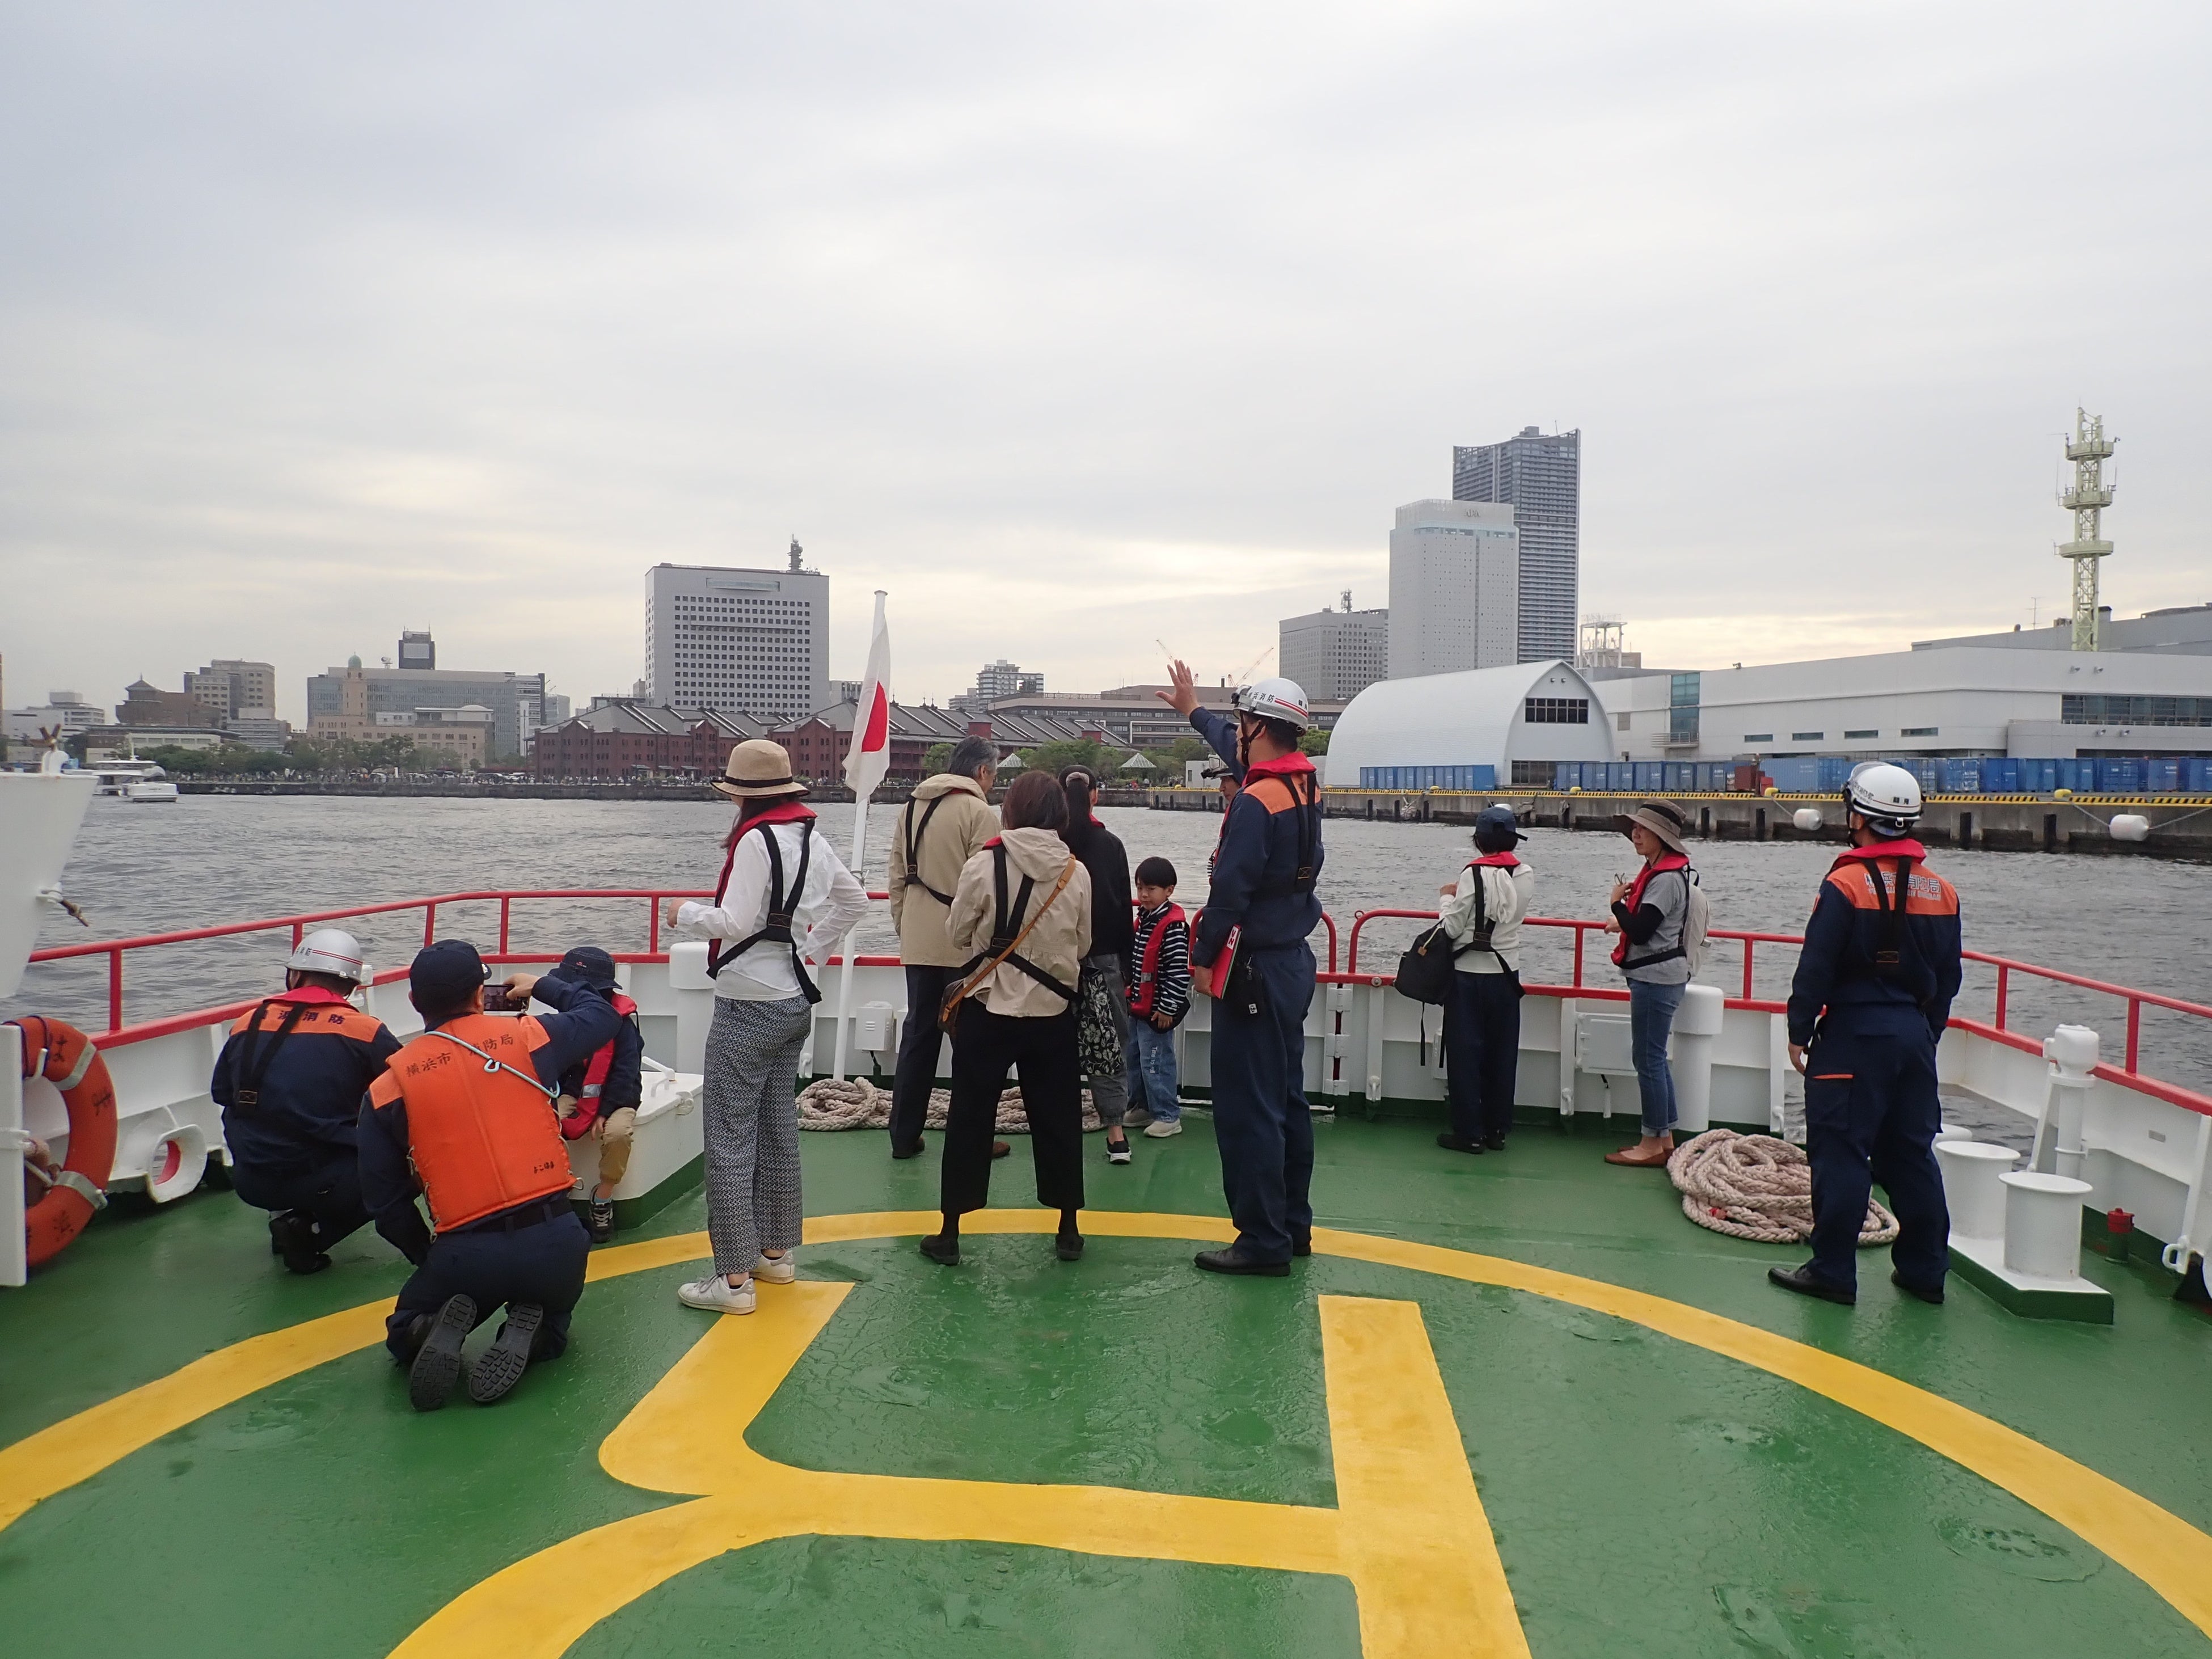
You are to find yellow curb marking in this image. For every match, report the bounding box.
[2,1209,2209,1647]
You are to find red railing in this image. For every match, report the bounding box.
[1340,906,2212,1117]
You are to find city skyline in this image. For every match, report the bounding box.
[3,9,2206,714]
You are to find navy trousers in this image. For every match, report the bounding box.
[890,964,957,1153]
[231,1150,396,1257]
[1442,970,1521,1144]
[1804,1014,1951,1292]
[385,1210,592,1361]
[1208,942,1315,1264]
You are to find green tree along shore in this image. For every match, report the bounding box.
[63,733,529,775]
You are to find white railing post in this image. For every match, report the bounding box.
[1,1023,26,1288]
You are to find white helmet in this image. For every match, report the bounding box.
[1234,676,1312,731]
[287,927,369,985]
[1844,762,1922,835]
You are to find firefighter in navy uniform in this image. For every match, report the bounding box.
[360,940,620,1411]
[211,928,406,1274]
[1771,763,1964,1307]
[1158,661,1323,1276]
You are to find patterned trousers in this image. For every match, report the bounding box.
[702,995,812,1276]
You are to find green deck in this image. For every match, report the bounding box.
[3,1116,2209,1657]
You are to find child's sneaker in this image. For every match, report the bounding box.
[753,1252,796,1284]
[1106,1137,1133,1165]
[678,1274,756,1315]
[1142,1118,1183,1138]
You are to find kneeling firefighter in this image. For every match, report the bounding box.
[360,940,620,1409]
[1158,661,1323,1276]
[1772,763,1963,1308]
[546,944,644,1243]
[210,928,405,1274]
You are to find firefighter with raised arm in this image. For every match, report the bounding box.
[1156,660,1323,1276]
[1771,763,1963,1308]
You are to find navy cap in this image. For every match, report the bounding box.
[557,944,618,989]
[410,939,490,1008]
[1473,804,1528,849]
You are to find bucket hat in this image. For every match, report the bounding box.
[711,739,809,801]
[1616,799,1690,855]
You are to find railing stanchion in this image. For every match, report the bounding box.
[1995,963,2009,1031]
[1741,938,1754,1001]
[2127,998,2142,1073]
[649,896,661,956]
[498,897,512,956]
[423,903,437,947]
[1572,926,1585,989]
[108,948,124,1033]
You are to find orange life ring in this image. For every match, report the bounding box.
[9,1017,117,1267]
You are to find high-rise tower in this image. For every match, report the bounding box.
[1452,427,1580,662]
[2058,409,2116,653]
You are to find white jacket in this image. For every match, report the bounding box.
[1440,860,1535,974]
[677,818,869,1001]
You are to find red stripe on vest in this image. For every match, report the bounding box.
[560,991,639,1140]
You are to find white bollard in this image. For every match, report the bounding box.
[1668,983,1725,1133]
[667,941,714,1076]
[2108,814,2150,843]
[1934,1122,1974,1143]
[1936,1141,2020,1241]
[2002,1171,2094,1280]
[2036,1024,2099,1181]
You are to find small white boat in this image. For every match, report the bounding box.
[124,779,180,803]
[87,755,170,797]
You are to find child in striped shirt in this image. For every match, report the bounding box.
[1124,856,1192,1137]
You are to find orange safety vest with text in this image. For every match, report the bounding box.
[368,1012,572,1233]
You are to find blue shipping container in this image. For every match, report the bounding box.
[1632,762,1662,791]
[2185,758,2212,793]
[2145,758,2180,792]
[2097,759,2141,793]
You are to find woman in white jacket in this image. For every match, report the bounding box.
[664,741,867,1315]
[1436,806,1535,1155]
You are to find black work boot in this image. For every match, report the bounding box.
[408,1294,477,1411]
[1768,1264,1856,1306]
[468,1303,544,1404]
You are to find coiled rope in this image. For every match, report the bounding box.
[795,1077,1104,1135]
[1666,1128,1899,1246]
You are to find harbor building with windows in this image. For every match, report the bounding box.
[1322,660,1611,790]
[645,556,830,716]
[1280,594,1389,702]
[1386,500,1519,681]
[1453,425,1580,664]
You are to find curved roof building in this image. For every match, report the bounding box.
[1323,660,1612,790]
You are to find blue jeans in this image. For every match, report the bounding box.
[1628,980,1685,1138]
[1125,1018,1181,1123]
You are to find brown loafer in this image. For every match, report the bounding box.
[991,1141,1011,1160]
[1604,1145,1673,1167]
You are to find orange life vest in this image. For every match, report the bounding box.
[368,1012,571,1233]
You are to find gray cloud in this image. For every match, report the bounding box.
[3,2,2206,719]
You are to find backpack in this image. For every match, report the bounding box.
[1681,868,1711,978]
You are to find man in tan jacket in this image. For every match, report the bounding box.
[887,737,1002,1158]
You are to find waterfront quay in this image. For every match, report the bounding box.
[1151,787,2212,858]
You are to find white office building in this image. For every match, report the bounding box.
[1386,501,1519,681]
[1588,646,2212,763]
[645,562,830,716]
[1280,600,1390,702]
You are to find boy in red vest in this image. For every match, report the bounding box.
[544,944,643,1242]
[360,941,620,1411]
[1124,856,1191,1138]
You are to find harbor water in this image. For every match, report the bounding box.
[10,795,2212,1101]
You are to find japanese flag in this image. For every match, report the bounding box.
[843,590,892,801]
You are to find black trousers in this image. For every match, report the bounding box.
[940,1004,1084,1217]
[232,1150,415,1259]
[890,963,958,1152]
[1442,970,1521,1143]
[1804,1015,1950,1293]
[385,1209,592,1361]
[1209,942,1316,1264]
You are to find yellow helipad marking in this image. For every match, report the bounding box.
[2,1209,2210,1646]
[389,1283,1520,1659]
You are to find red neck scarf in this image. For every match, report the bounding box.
[1470,852,1520,869]
[273,985,353,1007]
[1837,837,1926,866]
[1242,752,1316,786]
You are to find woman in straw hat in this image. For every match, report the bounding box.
[664,740,867,1314]
[1602,800,1698,1168]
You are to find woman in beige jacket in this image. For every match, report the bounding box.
[921,770,1093,1267]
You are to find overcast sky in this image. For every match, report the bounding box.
[3,3,2206,722]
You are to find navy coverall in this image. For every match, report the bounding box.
[1785,841,1964,1293]
[359,972,620,1361]
[210,987,405,1264]
[1189,708,1323,1264]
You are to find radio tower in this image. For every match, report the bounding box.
[2058,408,2116,652]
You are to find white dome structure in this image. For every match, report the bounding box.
[1323,660,1612,790]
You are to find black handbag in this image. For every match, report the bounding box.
[1394,923,1467,1005]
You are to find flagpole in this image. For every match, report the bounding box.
[831,589,889,1082]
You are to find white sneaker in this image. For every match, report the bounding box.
[678,1274,756,1314]
[1142,1119,1184,1138]
[753,1252,796,1284]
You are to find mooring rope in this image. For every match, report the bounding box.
[1666,1128,1899,1246]
[795,1077,1104,1134]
